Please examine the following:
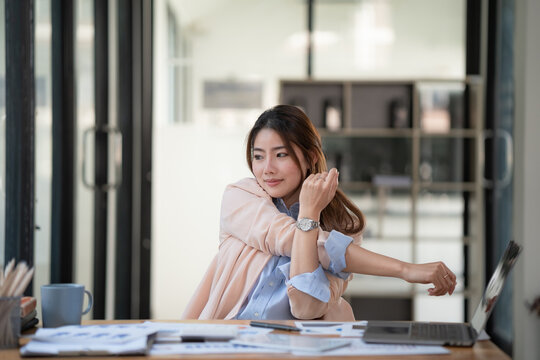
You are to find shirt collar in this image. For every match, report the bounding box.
[272,198,300,220]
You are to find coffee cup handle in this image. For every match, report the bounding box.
[82,290,93,315]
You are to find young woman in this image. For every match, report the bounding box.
[182,105,457,321]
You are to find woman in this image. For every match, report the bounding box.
[182,105,457,321]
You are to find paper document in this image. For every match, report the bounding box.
[150,342,285,355]
[299,338,449,356]
[231,333,352,353]
[29,324,157,343]
[291,321,448,356]
[20,324,158,356]
[20,337,151,357]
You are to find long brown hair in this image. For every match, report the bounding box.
[246,105,365,236]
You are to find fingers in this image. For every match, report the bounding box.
[428,275,450,296]
[441,263,457,295]
[311,168,338,183]
[427,262,457,297]
[320,169,339,197]
[327,168,339,185]
[305,169,339,188]
[322,169,338,191]
[306,171,327,183]
[328,169,339,194]
[300,169,339,213]
[437,263,457,295]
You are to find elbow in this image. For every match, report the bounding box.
[288,288,327,320]
[290,301,326,320]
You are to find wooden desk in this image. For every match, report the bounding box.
[1,320,510,360]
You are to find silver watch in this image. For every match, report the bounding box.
[296,218,319,232]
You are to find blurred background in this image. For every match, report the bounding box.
[0,0,538,358]
[151,0,469,323]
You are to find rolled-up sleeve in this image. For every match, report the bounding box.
[324,230,353,278]
[283,266,351,320]
[278,263,330,303]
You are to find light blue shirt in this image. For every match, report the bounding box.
[235,198,353,320]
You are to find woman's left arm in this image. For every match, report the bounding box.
[287,169,354,320]
[290,169,339,278]
[342,245,457,296]
[287,270,351,320]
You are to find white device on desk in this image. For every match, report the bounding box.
[362,240,521,346]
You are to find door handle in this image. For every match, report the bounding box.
[82,125,123,191]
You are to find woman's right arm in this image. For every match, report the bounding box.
[220,183,297,256]
[291,170,458,297]
[220,181,354,274]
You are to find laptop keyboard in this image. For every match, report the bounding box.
[411,323,467,341]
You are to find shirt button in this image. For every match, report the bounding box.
[254,312,259,317]
[269,282,274,287]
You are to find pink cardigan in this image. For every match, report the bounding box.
[181,178,362,320]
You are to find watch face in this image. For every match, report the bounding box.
[297,218,318,231]
[298,219,310,231]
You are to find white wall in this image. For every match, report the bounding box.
[151,0,306,319]
[513,0,540,358]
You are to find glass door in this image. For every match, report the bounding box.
[74,0,96,320]
[73,0,151,320]
[74,0,122,320]
[33,0,53,302]
[0,0,6,262]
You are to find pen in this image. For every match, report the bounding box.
[250,321,301,332]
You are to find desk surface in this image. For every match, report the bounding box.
[1,320,510,360]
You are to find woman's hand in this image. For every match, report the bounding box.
[401,261,457,296]
[298,168,339,219]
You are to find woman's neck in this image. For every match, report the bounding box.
[281,188,300,209]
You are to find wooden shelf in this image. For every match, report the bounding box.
[280,77,484,321]
[420,129,478,137]
[319,128,414,137]
[419,182,477,191]
[339,181,477,192]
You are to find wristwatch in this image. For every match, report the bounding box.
[296,218,319,232]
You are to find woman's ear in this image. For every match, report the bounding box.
[309,151,319,168]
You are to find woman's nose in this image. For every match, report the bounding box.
[264,158,276,173]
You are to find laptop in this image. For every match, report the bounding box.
[362,240,522,346]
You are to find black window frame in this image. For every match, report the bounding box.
[4,0,36,294]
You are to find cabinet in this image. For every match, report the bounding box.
[280,78,484,321]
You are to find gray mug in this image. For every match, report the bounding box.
[41,284,93,328]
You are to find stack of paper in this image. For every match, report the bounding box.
[19,322,263,357]
[20,324,158,356]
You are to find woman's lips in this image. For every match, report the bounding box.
[265,179,282,187]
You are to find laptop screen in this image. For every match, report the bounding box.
[470,241,521,335]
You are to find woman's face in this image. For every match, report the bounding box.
[252,128,310,207]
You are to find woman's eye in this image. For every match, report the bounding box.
[253,154,263,160]
[277,152,288,158]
